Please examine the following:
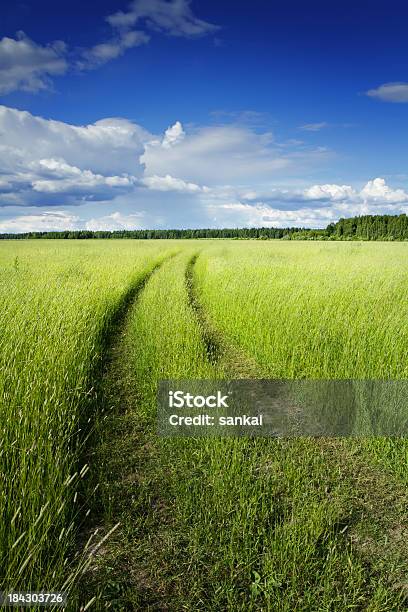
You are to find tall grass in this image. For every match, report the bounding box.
[194,241,408,379]
[192,240,408,588]
[88,248,405,610]
[0,240,173,594]
[194,241,408,462]
[2,239,408,609]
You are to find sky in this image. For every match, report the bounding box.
[1,0,408,232]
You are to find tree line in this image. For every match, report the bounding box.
[2,214,408,240]
[0,227,300,240]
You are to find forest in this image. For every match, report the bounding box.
[1,214,408,240]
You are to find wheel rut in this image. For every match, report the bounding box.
[77,252,177,608]
[185,253,408,604]
[79,250,408,610]
[185,252,262,378]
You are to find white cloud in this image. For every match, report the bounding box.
[304,183,355,201]
[78,30,150,69]
[303,178,408,206]
[299,122,329,132]
[217,203,334,227]
[85,211,144,231]
[210,202,337,228]
[2,105,408,232]
[205,201,288,228]
[0,209,147,233]
[360,177,408,203]
[0,106,148,175]
[141,173,203,192]
[232,187,297,204]
[142,121,308,184]
[30,158,135,197]
[0,211,79,233]
[201,177,408,229]
[0,105,147,206]
[203,194,408,230]
[259,207,337,227]
[107,0,219,37]
[0,32,67,94]
[366,82,408,103]
[161,121,185,148]
[1,3,218,90]
[79,0,219,70]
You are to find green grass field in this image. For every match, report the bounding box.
[1,240,408,611]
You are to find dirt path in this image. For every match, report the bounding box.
[186,252,262,378]
[78,256,178,610]
[78,251,408,610]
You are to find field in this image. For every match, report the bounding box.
[1,239,408,611]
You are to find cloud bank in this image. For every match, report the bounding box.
[0,105,147,207]
[1,105,408,232]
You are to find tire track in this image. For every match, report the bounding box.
[99,249,180,428]
[77,252,178,609]
[80,250,408,609]
[185,252,262,378]
[185,252,408,606]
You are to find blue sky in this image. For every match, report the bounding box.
[1,0,408,231]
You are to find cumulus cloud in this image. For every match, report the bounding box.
[204,194,408,230]
[0,209,147,233]
[360,177,408,203]
[141,173,204,192]
[0,105,147,206]
[0,106,148,175]
[201,177,408,229]
[0,32,67,94]
[2,105,408,232]
[142,121,306,184]
[366,82,408,103]
[205,201,339,229]
[205,201,288,228]
[139,176,408,229]
[304,178,408,206]
[30,158,135,198]
[161,121,185,148]
[304,183,355,201]
[0,211,79,232]
[85,211,144,231]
